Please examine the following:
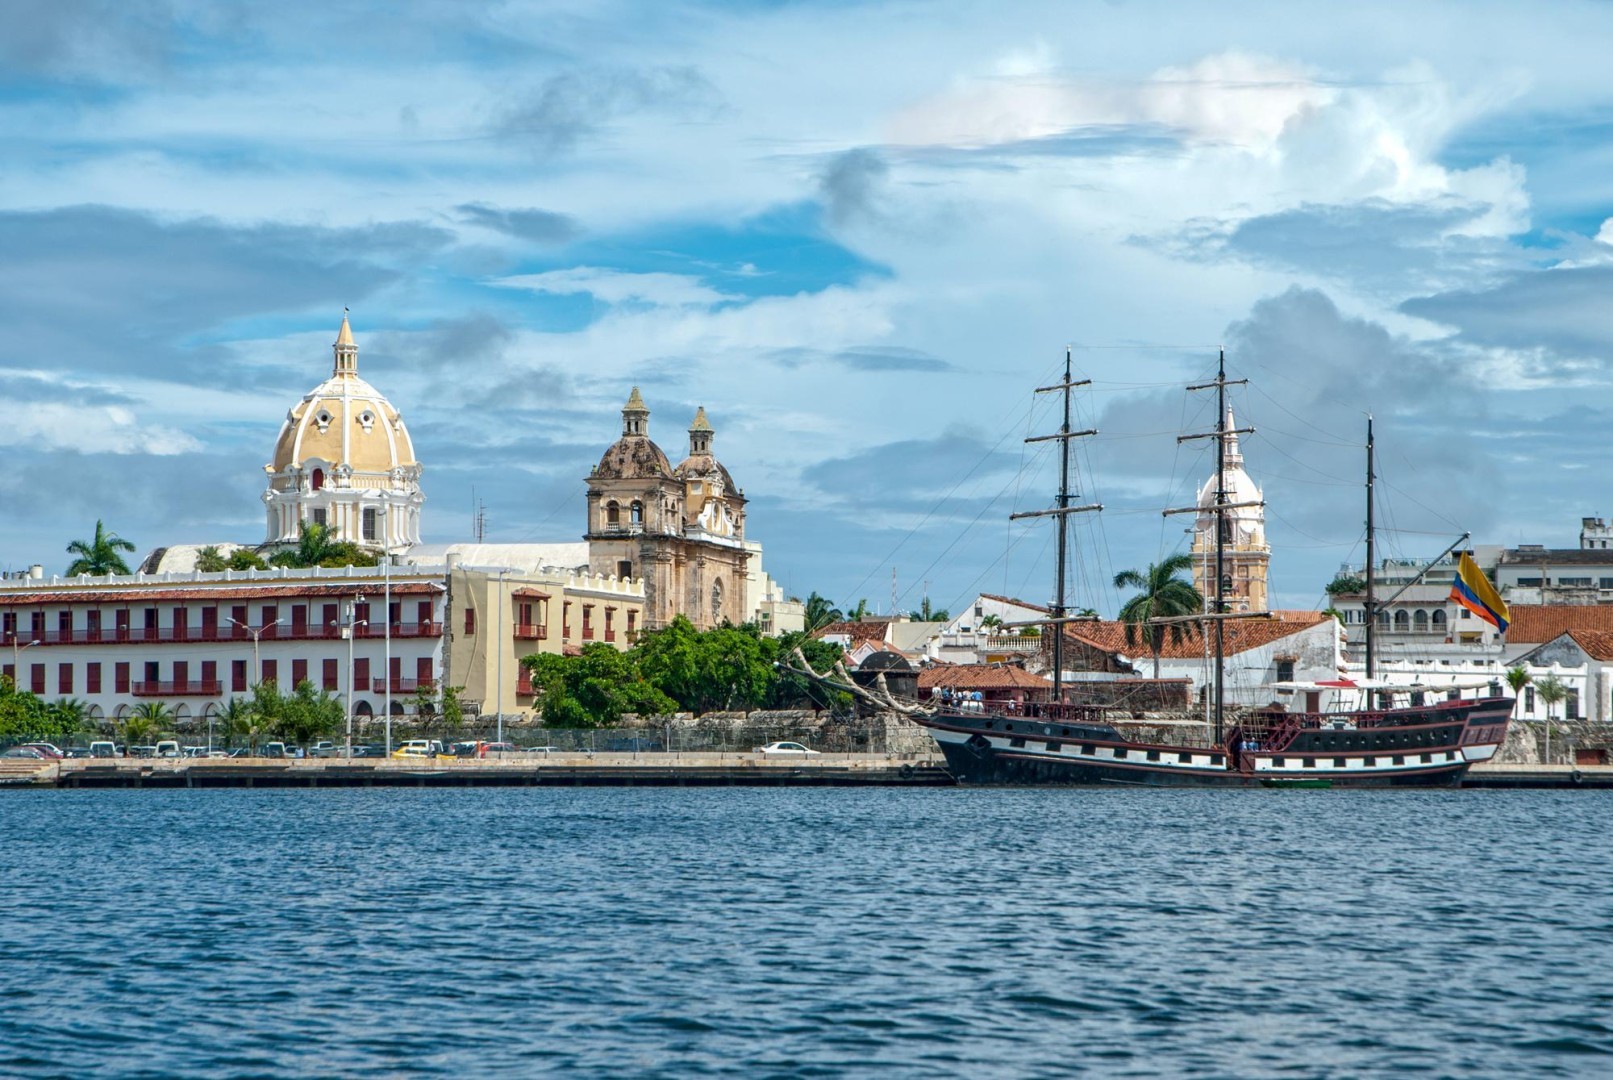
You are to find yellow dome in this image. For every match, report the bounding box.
[269,374,416,476]
[262,314,426,548]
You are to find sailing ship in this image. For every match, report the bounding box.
[906,349,1514,787]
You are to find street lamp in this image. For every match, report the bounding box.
[10,637,40,689]
[495,568,511,754]
[229,618,283,686]
[337,597,367,760]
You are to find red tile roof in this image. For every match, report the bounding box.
[1504,604,1613,643]
[1567,630,1613,661]
[816,619,893,644]
[917,664,1051,690]
[1064,612,1332,659]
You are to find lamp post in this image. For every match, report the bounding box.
[229,618,283,686]
[11,637,40,689]
[383,512,393,756]
[340,596,366,760]
[495,568,510,754]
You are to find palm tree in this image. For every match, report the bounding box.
[803,592,843,632]
[1114,554,1204,679]
[51,697,88,734]
[1535,674,1567,764]
[1505,666,1531,716]
[65,520,137,576]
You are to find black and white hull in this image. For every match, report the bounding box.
[920,696,1513,788]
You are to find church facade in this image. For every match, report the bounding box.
[584,389,750,631]
[1190,407,1270,613]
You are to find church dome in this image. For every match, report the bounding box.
[262,313,424,547]
[593,387,673,480]
[1194,407,1264,541]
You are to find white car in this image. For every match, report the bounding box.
[755,741,821,755]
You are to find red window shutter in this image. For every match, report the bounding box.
[323,658,338,691]
[87,662,102,694]
[58,663,73,694]
[232,660,247,693]
[465,608,476,635]
[354,657,370,686]
[416,657,432,683]
[115,662,130,693]
[292,659,308,687]
[262,659,278,687]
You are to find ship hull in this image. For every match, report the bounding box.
[921,696,1512,789]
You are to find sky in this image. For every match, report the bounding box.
[4,0,1613,618]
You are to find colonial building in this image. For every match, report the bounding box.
[262,314,424,550]
[585,390,750,631]
[1190,407,1269,613]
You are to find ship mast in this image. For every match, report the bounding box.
[1364,415,1376,680]
[1011,348,1100,706]
[1166,351,1256,745]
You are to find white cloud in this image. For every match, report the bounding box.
[0,402,202,455]
[492,267,737,307]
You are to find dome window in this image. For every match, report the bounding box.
[311,468,325,491]
[358,410,376,434]
[315,409,333,433]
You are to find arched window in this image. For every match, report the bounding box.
[606,502,620,526]
[631,501,644,525]
[1431,610,1447,628]
[1393,610,1409,629]
[1413,610,1429,629]
[311,468,325,491]
[1378,611,1390,628]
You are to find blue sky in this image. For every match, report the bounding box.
[5,0,1613,617]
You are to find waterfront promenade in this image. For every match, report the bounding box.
[0,751,951,788]
[3,755,1608,789]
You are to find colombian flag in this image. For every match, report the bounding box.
[1450,552,1510,633]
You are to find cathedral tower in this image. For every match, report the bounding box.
[1190,407,1270,612]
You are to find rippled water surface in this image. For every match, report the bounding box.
[4,788,1613,1077]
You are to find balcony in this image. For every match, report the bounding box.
[0,621,442,646]
[513,623,548,641]
[131,680,223,696]
[372,677,437,694]
[516,671,535,696]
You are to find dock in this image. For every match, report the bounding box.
[1,753,955,789]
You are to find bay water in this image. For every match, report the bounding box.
[3,788,1611,1077]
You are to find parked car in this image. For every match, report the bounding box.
[88,741,117,759]
[755,741,821,756]
[128,745,158,758]
[524,746,564,755]
[154,740,182,759]
[1,746,47,759]
[351,744,386,758]
[22,743,64,759]
[63,747,94,759]
[308,741,339,758]
[392,739,445,759]
[258,742,290,759]
[481,741,517,756]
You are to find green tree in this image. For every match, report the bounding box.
[1505,666,1531,716]
[523,644,677,727]
[916,597,950,622]
[50,697,88,735]
[274,680,345,746]
[803,592,843,632]
[65,520,137,576]
[269,523,381,570]
[217,697,256,750]
[195,546,228,573]
[763,631,849,711]
[1321,607,1345,624]
[980,613,1004,631]
[1535,674,1567,763]
[121,703,172,745]
[1325,573,1367,597]
[225,693,272,752]
[846,598,871,621]
[1114,554,1204,679]
[228,548,269,571]
[0,678,74,743]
